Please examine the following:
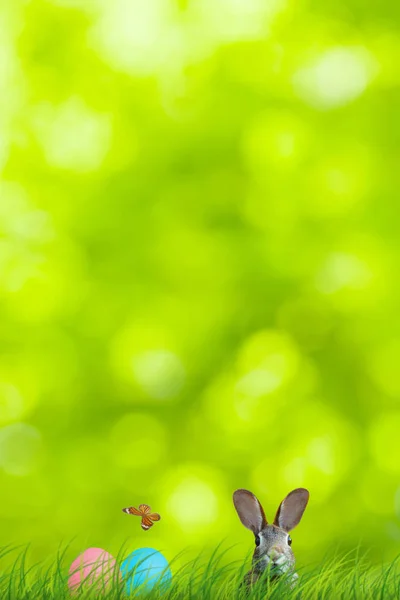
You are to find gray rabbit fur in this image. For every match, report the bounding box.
[233,488,309,589]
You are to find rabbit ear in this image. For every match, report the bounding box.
[233,489,268,534]
[273,488,309,532]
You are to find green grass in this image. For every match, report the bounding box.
[0,544,399,599]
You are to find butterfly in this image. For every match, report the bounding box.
[122,504,161,531]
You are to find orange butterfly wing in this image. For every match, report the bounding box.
[141,516,154,530]
[141,512,161,530]
[138,504,151,514]
[149,513,161,522]
[122,506,142,516]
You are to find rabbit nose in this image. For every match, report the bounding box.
[268,547,284,561]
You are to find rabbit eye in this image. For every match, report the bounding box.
[287,536,292,546]
[255,535,261,547]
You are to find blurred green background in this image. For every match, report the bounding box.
[1,0,400,571]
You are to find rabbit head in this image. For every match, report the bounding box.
[233,488,309,579]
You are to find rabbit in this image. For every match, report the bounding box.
[233,488,309,589]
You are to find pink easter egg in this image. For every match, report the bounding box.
[68,547,121,594]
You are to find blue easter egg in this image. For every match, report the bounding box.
[121,547,172,594]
